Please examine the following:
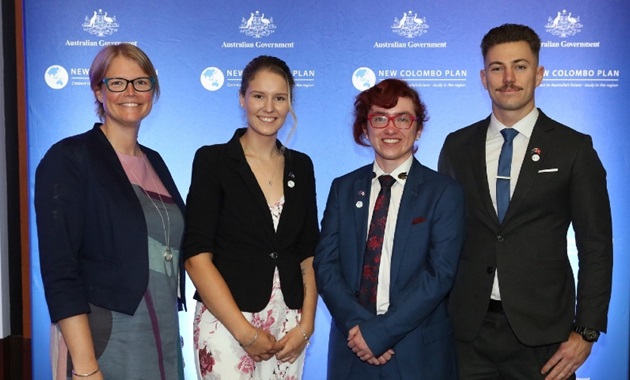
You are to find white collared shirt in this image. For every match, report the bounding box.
[486,108,538,300]
[369,155,413,314]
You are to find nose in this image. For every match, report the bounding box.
[263,97,274,112]
[503,68,515,83]
[384,118,399,132]
[123,81,137,95]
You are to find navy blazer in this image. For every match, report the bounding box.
[35,124,186,322]
[183,128,319,312]
[314,158,464,379]
[438,109,613,346]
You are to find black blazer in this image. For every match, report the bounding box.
[183,128,319,312]
[438,109,613,346]
[35,124,186,322]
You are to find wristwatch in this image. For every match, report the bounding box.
[573,326,600,342]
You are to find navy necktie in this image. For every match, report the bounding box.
[358,175,396,312]
[496,128,519,222]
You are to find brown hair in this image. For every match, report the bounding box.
[481,24,541,62]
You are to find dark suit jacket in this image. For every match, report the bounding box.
[183,128,319,312]
[314,158,464,380]
[35,123,186,322]
[438,109,613,346]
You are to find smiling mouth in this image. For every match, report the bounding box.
[383,138,401,144]
[258,116,276,122]
[120,103,141,107]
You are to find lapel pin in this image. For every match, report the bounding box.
[288,180,295,188]
[356,201,363,208]
[398,172,408,180]
[531,148,541,162]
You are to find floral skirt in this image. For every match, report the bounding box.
[193,268,305,380]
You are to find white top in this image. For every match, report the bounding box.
[486,108,538,300]
[369,154,413,314]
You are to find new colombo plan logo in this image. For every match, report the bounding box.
[352,67,376,91]
[200,67,225,91]
[45,65,69,89]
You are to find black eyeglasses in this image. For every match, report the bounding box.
[101,77,155,92]
[367,113,417,129]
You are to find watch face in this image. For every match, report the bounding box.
[585,330,599,341]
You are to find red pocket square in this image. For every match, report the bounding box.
[412,217,426,225]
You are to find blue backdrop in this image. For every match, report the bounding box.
[24,1,629,379]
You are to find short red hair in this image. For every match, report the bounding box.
[352,78,428,146]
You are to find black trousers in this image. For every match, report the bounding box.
[455,307,575,380]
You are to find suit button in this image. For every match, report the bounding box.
[355,291,360,298]
[487,267,494,274]
[269,252,278,259]
[497,235,504,242]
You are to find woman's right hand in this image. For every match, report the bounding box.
[241,328,280,362]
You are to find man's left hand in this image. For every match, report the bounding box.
[541,332,593,380]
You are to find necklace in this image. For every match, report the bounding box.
[246,149,282,187]
[121,152,173,262]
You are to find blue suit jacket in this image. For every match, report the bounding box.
[314,158,464,379]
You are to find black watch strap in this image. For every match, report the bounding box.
[573,326,600,342]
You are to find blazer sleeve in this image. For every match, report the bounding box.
[360,180,465,355]
[570,135,613,332]
[35,143,91,322]
[182,147,222,259]
[314,178,375,333]
[293,154,320,262]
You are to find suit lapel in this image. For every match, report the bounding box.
[389,159,424,280]
[503,111,553,224]
[353,166,373,280]
[468,119,501,227]
[227,131,277,239]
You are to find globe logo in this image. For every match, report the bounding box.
[352,67,376,91]
[200,67,225,91]
[45,65,69,90]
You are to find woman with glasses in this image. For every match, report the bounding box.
[35,43,186,380]
[183,55,319,379]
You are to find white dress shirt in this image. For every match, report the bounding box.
[369,155,413,314]
[486,108,538,300]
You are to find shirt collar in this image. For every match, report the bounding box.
[372,155,413,186]
[489,108,539,139]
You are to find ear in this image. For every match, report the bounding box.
[535,65,544,87]
[239,93,245,108]
[415,128,422,141]
[480,69,488,90]
[95,88,103,103]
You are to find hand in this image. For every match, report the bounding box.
[274,326,310,363]
[347,325,374,362]
[541,332,593,380]
[241,328,278,362]
[368,349,395,366]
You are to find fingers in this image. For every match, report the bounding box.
[275,329,309,363]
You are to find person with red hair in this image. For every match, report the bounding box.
[314,78,465,379]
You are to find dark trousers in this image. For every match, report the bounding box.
[456,307,575,380]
